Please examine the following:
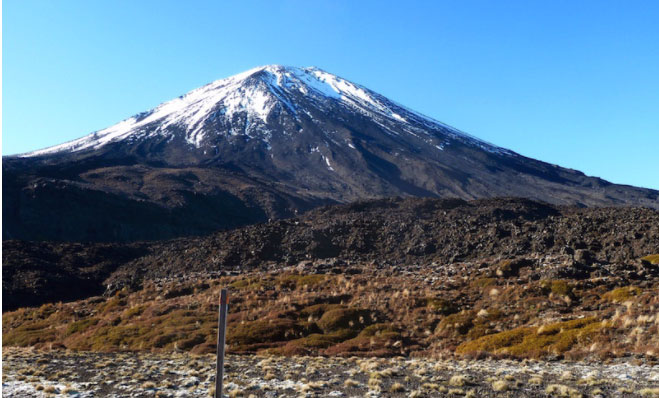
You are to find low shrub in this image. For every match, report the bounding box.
[2,320,58,347]
[227,318,306,350]
[602,286,642,303]
[425,298,458,315]
[123,305,146,318]
[436,311,475,336]
[316,308,373,333]
[65,318,99,336]
[279,274,327,289]
[323,324,402,356]
[456,317,603,358]
[541,280,573,297]
[471,277,496,288]
[299,304,343,319]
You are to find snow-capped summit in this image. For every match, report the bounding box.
[22,65,505,158]
[5,65,658,242]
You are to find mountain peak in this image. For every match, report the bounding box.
[18,66,339,156]
[23,64,505,159]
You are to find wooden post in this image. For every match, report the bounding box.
[215,289,228,398]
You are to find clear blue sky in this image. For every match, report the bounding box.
[3,0,659,189]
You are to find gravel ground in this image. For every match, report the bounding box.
[2,348,658,397]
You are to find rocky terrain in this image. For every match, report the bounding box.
[2,241,150,311]
[4,197,659,311]
[4,197,659,395]
[4,65,658,242]
[3,348,658,397]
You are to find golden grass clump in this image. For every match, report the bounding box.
[528,376,543,385]
[422,382,441,391]
[456,317,603,358]
[545,384,583,398]
[390,382,405,392]
[344,378,360,387]
[492,380,509,391]
[602,286,642,303]
[638,388,659,397]
[449,375,471,387]
[640,254,659,265]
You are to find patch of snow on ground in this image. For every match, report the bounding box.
[323,155,334,171]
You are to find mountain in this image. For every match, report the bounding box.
[3,65,658,242]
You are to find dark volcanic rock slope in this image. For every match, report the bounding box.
[4,198,659,310]
[3,65,658,241]
[109,198,659,281]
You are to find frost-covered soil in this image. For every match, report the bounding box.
[2,348,658,397]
